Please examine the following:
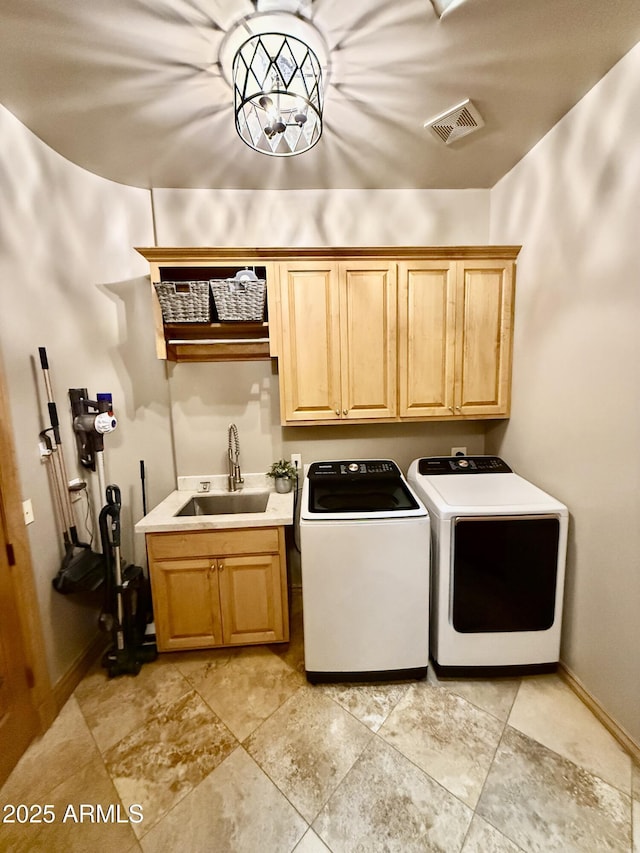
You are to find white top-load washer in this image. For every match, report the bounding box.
[300,460,430,682]
[408,456,568,676]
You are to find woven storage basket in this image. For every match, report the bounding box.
[154,281,211,323]
[211,277,266,322]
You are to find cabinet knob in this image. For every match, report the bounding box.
[219,562,224,572]
[449,406,455,414]
[343,409,348,416]
[210,564,216,573]
[335,409,340,416]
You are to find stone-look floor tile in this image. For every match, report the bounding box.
[379,683,504,808]
[0,756,139,853]
[140,747,307,853]
[508,674,632,793]
[74,659,192,753]
[461,815,523,852]
[0,695,100,805]
[104,689,237,837]
[294,828,332,852]
[477,725,632,852]
[428,668,520,722]
[244,687,372,822]
[176,645,305,741]
[314,735,472,853]
[318,681,411,732]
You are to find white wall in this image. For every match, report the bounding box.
[0,106,175,686]
[152,188,490,248]
[488,44,640,742]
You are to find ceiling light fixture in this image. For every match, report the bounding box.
[234,31,323,156]
[219,1,328,157]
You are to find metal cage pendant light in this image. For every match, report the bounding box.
[233,31,324,156]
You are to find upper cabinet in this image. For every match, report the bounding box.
[137,246,519,423]
[278,260,397,422]
[398,258,514,419]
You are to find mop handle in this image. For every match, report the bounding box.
[140,460,147,516]
[39,349,61,443]
[39,346,78,539]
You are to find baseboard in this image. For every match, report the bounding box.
[559,662,640,765]
[52,632,109,715]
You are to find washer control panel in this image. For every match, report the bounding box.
[417,456,512,475]
[308,460,400,480]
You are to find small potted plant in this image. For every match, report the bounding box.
[266,459,297,493]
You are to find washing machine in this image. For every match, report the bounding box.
[408,456,568,676]
[300,460,430,683]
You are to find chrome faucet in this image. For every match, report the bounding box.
[227,423,243,492]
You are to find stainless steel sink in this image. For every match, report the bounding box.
[174,491,270,517]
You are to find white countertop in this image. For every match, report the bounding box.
[134,473,295,534]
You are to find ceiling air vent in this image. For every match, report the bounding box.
[424,99,484,145]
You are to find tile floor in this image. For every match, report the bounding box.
[1,591,638,853]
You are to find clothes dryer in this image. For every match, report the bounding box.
[408,456,568,676]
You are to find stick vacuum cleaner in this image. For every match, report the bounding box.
[99,485,156,677]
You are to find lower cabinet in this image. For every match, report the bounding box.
[146,526,289,652]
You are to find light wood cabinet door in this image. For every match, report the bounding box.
[398,259,514,419]
[218,553,286,645]
[278,262,341,422]
[339,263,397,419]
[151,558,223,651]
[278,261,397,423]
[398,261,457,418]
[454,260,514,417]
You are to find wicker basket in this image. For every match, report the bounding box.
[154,281,211,324]
[211,276,266,322]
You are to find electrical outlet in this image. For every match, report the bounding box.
[22,499,35,525]
[290,453,302,472]
[451,446,467,457]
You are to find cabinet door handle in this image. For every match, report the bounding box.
[343,409,348,416]
[449,406,455,414]
[209,564,216,573]
[335,409,340,416]
[218,561,224,572]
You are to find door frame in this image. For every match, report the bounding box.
[0,349,54,783]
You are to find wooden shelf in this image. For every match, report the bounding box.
[163,322,271,363]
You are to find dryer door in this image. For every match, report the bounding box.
[451,515,560,633]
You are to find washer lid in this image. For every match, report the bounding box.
[302,462,427,520]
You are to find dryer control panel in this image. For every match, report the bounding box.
[417,456,512,475]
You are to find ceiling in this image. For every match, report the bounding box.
[1,0,639,191]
